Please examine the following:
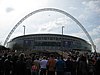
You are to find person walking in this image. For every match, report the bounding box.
[95,56,100,75]
[40,56,48,75]
[55,56,65,75]
[47,54,56,75]
[16,53,26,75]
[34,56,40,75]
[4,55,13,75]
[65,56,72,75]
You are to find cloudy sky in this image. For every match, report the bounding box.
[0,0,100,52]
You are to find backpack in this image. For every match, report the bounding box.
[31,65,38,71]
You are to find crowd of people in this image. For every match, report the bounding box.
[0,50,100,75]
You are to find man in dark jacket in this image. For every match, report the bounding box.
[55,56,65,75]
[95,57,100,75]
[4,55,13,75]
[65,56,72,75]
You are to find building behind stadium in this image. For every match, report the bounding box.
[7,34,92,52]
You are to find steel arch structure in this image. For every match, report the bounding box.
[4,8,96,52]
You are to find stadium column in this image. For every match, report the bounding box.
[62,26,64,57]
[23,25,26,51]
[23,25,26,35]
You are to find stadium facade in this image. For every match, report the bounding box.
[7,34,92,52]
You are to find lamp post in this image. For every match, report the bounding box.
[62,26,64,57]
[23,25,25,50]
[23,25,25,35]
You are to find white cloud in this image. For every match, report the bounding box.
[94,38,100,52]
[90,25,100,36]
[68,7,77,10]
[70,32,86,38]
[78,14,88,21]
[88,25,100,52]
[82,0,100,14]
[38,20,61,32]
[6,7,14,13]
[38,17,72,32]
[79,0,100,22]
[0,0,49,45]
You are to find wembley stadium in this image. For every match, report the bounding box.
[7,34,92,52]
